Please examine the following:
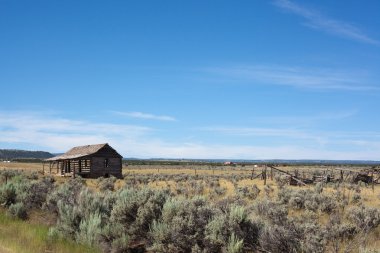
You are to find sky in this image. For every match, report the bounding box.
[1,0,380,160]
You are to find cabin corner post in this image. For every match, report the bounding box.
[120,157,123,178]
[73,162,76,178]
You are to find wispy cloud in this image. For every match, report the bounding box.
[0,111,152,152]
[0,111,379,160]
[111,111,176,121]
[205,65,378,91]
[273,0,379,45]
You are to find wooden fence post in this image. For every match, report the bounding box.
[264,166,267,185]
[372,170,375,193]
[270,167,273,180]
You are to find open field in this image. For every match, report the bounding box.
[1,162,380,252]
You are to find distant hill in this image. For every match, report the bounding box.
[0,149,54,160]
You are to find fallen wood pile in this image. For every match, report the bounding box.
[254,165,380,186]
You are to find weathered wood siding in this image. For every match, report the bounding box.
[90,157,122,178]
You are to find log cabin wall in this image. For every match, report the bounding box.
[46,143,123,179]
[90,156,122,178]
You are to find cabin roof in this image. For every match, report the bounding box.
[46,143,122,161]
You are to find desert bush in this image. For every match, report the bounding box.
[318,194,337,213]
[253,199,288,225]
[288,190,306,209]
[325,213,358,253]
[351,193,362,204]
[0,183,16,207]
[76,212,103,246]
[97,176,117,191]
[291,212,326,253]
[8,202,27,220]
[299,223,325,253]
[274,174,288,188]
[212,186,227,197]
[110,187,169,242]
[226,233,243,253]
[314,182,324,194]
[18,176,55,209]
[204,213,227,252]
[111,233,130,253]
[131,189,169,238]
[54,200,82,239]
[149,196,216,252]
[27,171,39,180]
[263,184,274,198]
[51,187,109,243]
[44,177,84,213]
[258,223,301,253]
[277,186,293,204]
[346,206,380,232]
[236,185,260,200]
[359,248,380,253]
[204,205,260,252]
[0,169,20,184]
[304,197,319,212]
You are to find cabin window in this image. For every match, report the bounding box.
[104,158,109,168]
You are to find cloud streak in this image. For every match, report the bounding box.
[273,0,379,45]
[112,111,176,121]
[0,111,152,152]
[206,65,378,91]
[0,111,379,160]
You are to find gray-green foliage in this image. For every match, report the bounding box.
[204,205,260,252]
[346,205,380,232]
[8,202,27,220]
[149,196,217,252]
[77,212,103,246]
[236,185,260,200]
[1,169,380,253]
[44,177,84,213]
[0,182,16,206]
[110,187,168,240]
[17,176,55,209]
[97,176,117,192]
[226,233,243,253]
[277,186,337,214]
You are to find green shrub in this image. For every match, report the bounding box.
[226,233,243,253]
[97,176,117,191]
[76,212,103,246]
[347,206,380,232]
[8,202,27,220]
[149,196,217,252]
[44,177,84,213]
[259,223,301,253]
[0,183,16,207]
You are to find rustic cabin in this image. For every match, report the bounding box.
[45,143,123,178]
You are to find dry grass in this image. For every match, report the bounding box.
[0,162,43,172]
[3,162,377,205]
[0,210,100,253]
[124,165,252,176]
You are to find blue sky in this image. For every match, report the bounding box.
[1,0,380,160]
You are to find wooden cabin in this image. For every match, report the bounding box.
[45,143,123,178]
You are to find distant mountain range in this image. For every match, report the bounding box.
[0,149,54,160]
